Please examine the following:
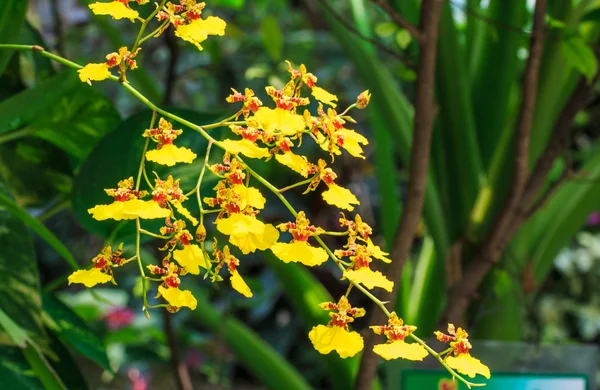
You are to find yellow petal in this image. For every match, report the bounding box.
[446,354,491,379]
[88,1,139,22]
[344,268,394,292]
[230,270,253,298]
[373,340,429,361]
[308,325,363,358]
[88,202,127,220]
[216,214,279,254]
[367,239,391,263]
[173,202,198,226]
[123,199,171,219]
[173,245,210,275]
[275,152,311,177]
[175,16,227,50]
[232,185,266,210]
[322,184,360,211]
[77,63,111,83]
[271,241,328,267]
[68,268,112,288]
[337,129,368,159]
[253,107,305,136]
[145,144,197,167]
[311,86,338,108]
[219,139,270,159]
[158,286,197,310]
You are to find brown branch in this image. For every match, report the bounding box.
[369,0,423,42]
[163,311,194,390]
[439,0,547,326]
[353,1,444,389]
[316,0,415,68]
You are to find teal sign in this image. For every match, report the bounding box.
[402,370,587,390]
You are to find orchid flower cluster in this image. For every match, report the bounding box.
[61,0,490,386]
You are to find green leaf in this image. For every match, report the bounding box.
[261,16,283,61]
[0,70,79,134]
[46,332,89,390]
[528,148,600,283]
[0,0,28,76]
[0,181,46,349]
[72,109,221,238]
[395,29,412,49]
[0,192,77,270]
[25,86,121,162]
[190,287,312,390]
[435,3,484,239]
[0,307,28,347]
[0,347,44,390]
[21,342,66,390]
[560,35,598,82]
[580,8,600,23]
[42,294,111,372]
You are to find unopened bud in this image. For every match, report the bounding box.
[356,90,371,109]
[195,224,207,243]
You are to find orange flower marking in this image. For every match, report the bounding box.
[308,296,365,358]
[435,324,491,379]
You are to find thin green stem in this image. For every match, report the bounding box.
[0,45,487,385]
[202,120,246,130]
[37,199,70,223]
[197,141,213,226]
[136,111,157,191]
[0,128,30,145]
[138,19,169,46]
[132,0,167,51]
[409,333,485,388]
[202,208,222,215]
[140,228,171,240]
[320,230,349,237]
[278,175,316,193]
[339,103,357,116]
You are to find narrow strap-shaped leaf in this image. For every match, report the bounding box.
[470,0,527,169]
[0,193,78,270]
[0,0,28,77]
[435,3,484,239]
[22,343,67,390]
[190,286,312,390]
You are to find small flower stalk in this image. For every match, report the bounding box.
[63,1,490,386]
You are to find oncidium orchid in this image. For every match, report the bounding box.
[31,1,495,386]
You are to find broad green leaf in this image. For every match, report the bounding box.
[0,70,78,134]
[560,35,598,82]
[43,294,111,372]
[261,16,283,61]
[72,110,221,238]
[0,0,28,76]
[25,87,120,162]
[0,192,77,270]
[0,181,46,349]
[190,286,312,390]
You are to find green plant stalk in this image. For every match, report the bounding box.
[0,45,485,387]
[0,128,29,145]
